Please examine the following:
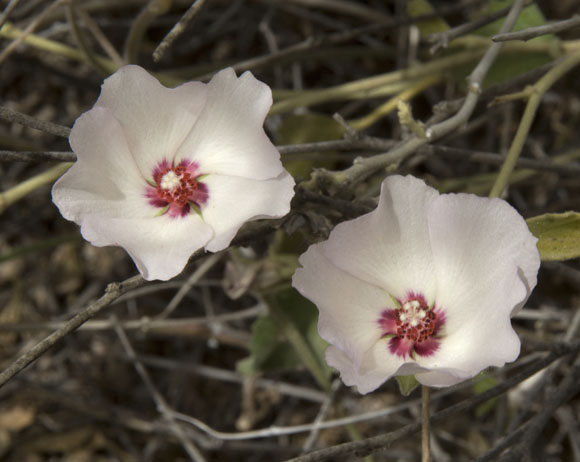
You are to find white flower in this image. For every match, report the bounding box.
[292,175,540,394]
[52,65,295,281]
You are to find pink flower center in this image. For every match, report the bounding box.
[378,293,445,358]
[156,165,199,208]
[394,298,437,343]
[145,159,208,219]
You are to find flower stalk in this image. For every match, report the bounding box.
[422,386,431,462]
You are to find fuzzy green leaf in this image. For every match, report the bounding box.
[527,211,580,261]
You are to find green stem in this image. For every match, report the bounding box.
[0,23,117,73]
[489,49,580,198]
[0,163,72,214]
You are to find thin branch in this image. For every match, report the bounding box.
[278,138,395,154]
[155,252,223,320]
[0,106,71,138]
[0,275,145,389]
[0,0,66,66]
[111,314,207,462]
[75,4,123,66]
[143,350,561,445]
[493,15,580,42]
[171,391,427,441]
[4,142,580,177]
[505,307,580,435]
[139,354,327,403]
[301,378,341,452]
[287,340,580,462]
[153,0,208,62]
[428,2,524,54]
[0,217,285,389]
[279,0,394,24]
[475,421,533,462]
[194,3,488,82]
[301,0,528,192]
[0,0,22,29]
[422,145,580,175]
[0,306,263,333]
[498,353,580,462]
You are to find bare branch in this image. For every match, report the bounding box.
[112,315,207,462]
[302,0,528,191]
[288,340,580,462]
[428,2,523,54]
[493,15,580,42]
[0,275,145,388]
[0,106,71,138]
[153,0,208,62]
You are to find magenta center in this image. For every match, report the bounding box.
[395,298,436,343]
[145,159,208,218]
[378,293,445,358]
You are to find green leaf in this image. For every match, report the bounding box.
[481,51,553,88]
[248,315,280,366]
[395,375,420,396]
[237,288,332,389]
[407,0,449,37]
[527,211,580,261]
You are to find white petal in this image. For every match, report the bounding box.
[95,65,208,181]
[415,367,472,387]
[174,68,284,180]
[79,213,213,281]
[293,243,394,368]
[326,339,407,394]
[53,107,153,221]
[416,193,540,383]
[414,317,520,386]
[320,175,439,301]
[325,347,387,395]
[201,171,295,252]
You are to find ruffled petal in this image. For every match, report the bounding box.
[79,213,213,281]
[174,69,284,180]
[415,193,540,384]
[293,243,395,368]
[200,171,295,252]
[53,107,153,221]
[95,65,208,181]
[415,367,472,387]
[320,175,438,301]
[326,338,407,394]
